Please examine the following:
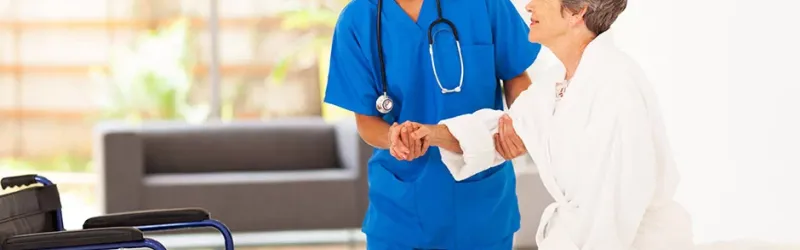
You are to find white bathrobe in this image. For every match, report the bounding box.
[438,30,695,250]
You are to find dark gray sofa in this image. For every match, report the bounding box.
[92,117,372,232]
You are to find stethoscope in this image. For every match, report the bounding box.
[375,0,465,114]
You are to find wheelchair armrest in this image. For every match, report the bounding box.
[2,227,144,250]
[83,208,210,229]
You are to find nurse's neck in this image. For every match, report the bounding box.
[547,30,595,81]
[396,0,424,22]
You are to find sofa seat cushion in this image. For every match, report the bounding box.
[143,168,358,186]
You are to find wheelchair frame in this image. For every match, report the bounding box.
[1,174,235,250]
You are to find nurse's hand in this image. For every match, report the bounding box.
[393,121,429,161]
[388,122,411,160]
[405,122,430,160]
[495,114,527,160]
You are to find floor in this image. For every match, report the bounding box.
[237,246,537,250]
[237,245,800,250]
[146,231,800,250]
[145,230,544,250]
[140,241,800,250]
[178,242,800,250]
[237,245,365,250]
[697,242,800,250]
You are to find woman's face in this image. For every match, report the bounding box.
[525,0,572,45]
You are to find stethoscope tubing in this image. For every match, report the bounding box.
[375,0,464,113]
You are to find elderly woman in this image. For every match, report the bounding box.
[393,0,696,249]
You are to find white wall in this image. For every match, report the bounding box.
[514,0,800,245]
[611,0,734,244]
[722,0,800,244]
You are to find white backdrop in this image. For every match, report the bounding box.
[513,0,800,245]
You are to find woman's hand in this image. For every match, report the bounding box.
[410,124,433,141]
[389,121,429,161]
[495,114,527,159]
[411,124,463,154]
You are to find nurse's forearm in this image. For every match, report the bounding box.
[355,114,392,149]
[503,72,532,106]
[429,124,463,154]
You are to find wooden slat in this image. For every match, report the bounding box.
[0,109,264,121]
[0,109,88,120]
[0,17,283,30]
[0,64,276,76]
[0,65,91,75]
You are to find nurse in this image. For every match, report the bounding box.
[323,0,540,249]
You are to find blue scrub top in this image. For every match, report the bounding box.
[324,0,541,248]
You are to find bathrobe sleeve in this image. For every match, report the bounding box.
[437,89,540,181]
[572,78,658,250]
[437,109,507,180]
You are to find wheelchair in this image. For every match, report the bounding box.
[0,174,234,250]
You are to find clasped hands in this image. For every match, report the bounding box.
[388,114,527,161]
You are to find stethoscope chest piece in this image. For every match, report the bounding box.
[376,93,394,114]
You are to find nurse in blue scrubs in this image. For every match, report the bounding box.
[324,0,540,248]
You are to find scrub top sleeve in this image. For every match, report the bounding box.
[489,0,541,81]
[323,16,381,117]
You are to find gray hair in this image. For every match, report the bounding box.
[561,0,627,35]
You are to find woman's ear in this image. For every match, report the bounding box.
[570,6,588,26]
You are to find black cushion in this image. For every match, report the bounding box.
[2,227,143,250]
[83,208,210,229]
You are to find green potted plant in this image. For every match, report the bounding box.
[90,18,210,124]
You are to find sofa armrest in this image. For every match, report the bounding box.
[333,119,372,173]
[333,119,373,217]
[94,126,145,214]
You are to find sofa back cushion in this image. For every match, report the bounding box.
[140,119,339,174]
